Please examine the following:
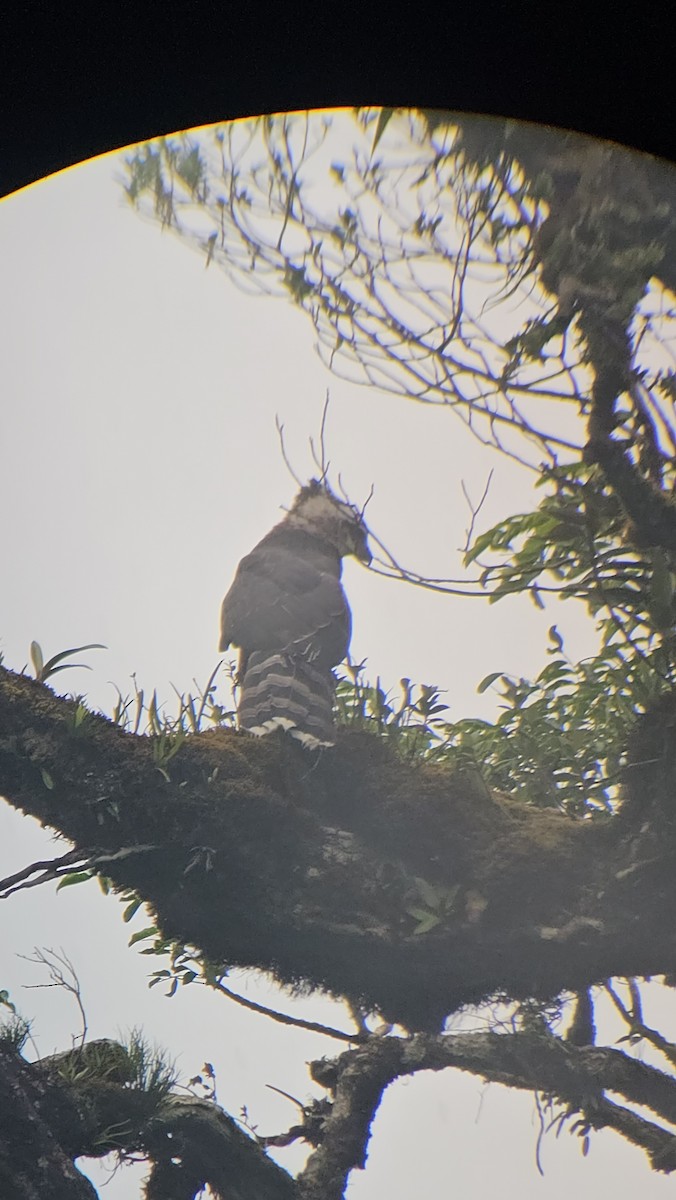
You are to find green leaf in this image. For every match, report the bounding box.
[129,926,158,947]
[412,878,444,909]
[30,641,44,679]
[409,909,441,935]
[123,897,143,923]
[40,768,54,790]
[536,660,574,686]
[39,643,106,681]
[56,871,93,891]
[149,971,171,989]
[548,625,564,652]
[477,672,504,694]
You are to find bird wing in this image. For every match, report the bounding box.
[219,538,350,667]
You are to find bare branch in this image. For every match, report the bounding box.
[275,414,304,488]
[0,847,91,899]
[0,844,158,900]
[211,978,364,1045]
[461,469,494,555]
[605,979,676,1070]
[20,947,88,1046]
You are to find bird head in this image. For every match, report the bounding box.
[290,480,372,564]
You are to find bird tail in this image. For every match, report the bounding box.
[238,652,336,747]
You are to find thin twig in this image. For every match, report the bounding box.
[20,947,88,1047]
[461,469,494,555]
[274,415,304,488]
[210,978,364,1044]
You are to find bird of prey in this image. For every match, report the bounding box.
[219,480,371,747]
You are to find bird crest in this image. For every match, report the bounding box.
[288,480,371,564]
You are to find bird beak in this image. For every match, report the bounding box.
[356,544,372,565]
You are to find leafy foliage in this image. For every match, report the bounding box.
[453,457,676,812]
[110,662,236,739]
[335,645,638,814]
[30,641,106,683]
[335,663,451,758]
[122,1027,178,1098]
[0,987,30,1053]
[467,461,676,642]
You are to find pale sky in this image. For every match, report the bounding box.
[0,117,673,1198]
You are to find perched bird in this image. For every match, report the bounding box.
[219,480,371,747]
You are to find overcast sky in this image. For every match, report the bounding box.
[1,115,674,1198]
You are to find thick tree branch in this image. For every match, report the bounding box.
[0,1040,296,1200]
[141,1095,295,1200]
[0,1044,98,1200]
[2,666,676,1033]
[493,128,676,555]
[299,1039,404,1200]
[301,1029,676,1194]
[586,432,676,550]
[6,1024,676,1199]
